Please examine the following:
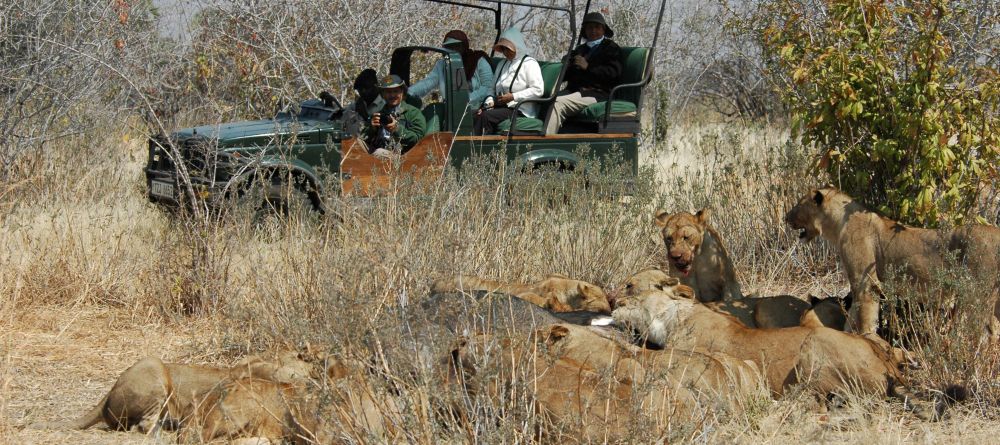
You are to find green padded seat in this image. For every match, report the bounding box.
[577,101,637,121]
[497,61,563,133]
[570,47,649,124]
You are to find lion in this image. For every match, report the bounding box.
[431,273,612,313]
[447,322,767,441]
[622,268,847,329]
[27,350,320,434]
[612,289,956,419]
[180,356,417,445]
[785,186,1000,339]
[653,209,742,302]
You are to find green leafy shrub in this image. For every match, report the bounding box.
[757,0,999,225]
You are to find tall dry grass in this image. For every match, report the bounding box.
[4,120,1000,443]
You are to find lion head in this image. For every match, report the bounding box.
[621,268,692,298]
[653,209,710,277]
[612,282,697,348]
[785,186,847,242]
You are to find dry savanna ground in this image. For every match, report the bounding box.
[3,123,1000,444]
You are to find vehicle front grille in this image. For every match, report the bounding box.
[147,135,235,182]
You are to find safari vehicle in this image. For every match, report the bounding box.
[145,0,668,212]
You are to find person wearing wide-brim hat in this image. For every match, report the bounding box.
[362,74,427,158]
[409,30,494,109]
[545,11,623,135]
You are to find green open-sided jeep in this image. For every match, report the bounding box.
[145,0,666,213]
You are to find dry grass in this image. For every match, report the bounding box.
[2,121,1000,443]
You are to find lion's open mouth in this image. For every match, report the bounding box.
[673,261,691,276]
[798,228,808,239]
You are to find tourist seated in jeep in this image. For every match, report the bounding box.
[343,68,384,136]
[409,30,493,109]
[474,28,544,135]
[545,12,622,135]
[362,74,427,158]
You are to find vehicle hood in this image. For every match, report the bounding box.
[172,118,338,147]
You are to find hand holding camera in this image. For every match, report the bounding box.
[372,112,397,131]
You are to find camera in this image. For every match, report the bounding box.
[379,112,396,126]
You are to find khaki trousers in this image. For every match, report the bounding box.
[545,91,597,135]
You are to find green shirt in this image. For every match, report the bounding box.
[363,102,427,151]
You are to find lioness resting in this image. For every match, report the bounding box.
[28,351,318,433]
[448,323,767,441]
[180,356,421,445]
[612,289,954,419]
[431,273,612,313]
[785,186,1000,338]
[622,268,847,329]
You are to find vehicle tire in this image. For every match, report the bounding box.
[228,170,323,224]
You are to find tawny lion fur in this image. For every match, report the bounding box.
[654,209,743,302]
[611,288,952,419]
[27,351,319,433]
[785,186,1000,339]
[431,273,612,313]
[622,268,847,329]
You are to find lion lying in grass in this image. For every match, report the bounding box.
[622,268,847,329]
[179,356,412,445]
[612,289,956,419]
[785,186,1000,339]
[27,351,319,434]
[449,322,767,441]
[431,273,612,313]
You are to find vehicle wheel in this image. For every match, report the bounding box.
[228,170,322,224]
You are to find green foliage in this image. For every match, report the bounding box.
[758,0,999,225]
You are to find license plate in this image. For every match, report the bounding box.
[150,180,174,199]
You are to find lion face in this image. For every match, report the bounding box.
[612,283,697,348]
[785,189,827,242]
[654,210,710,276]
[622,268,685,297]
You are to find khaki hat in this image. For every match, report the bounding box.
[378,74,405,89]
[492,38,516,54]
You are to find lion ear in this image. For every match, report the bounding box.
[543,325,571,345]
[813,190,825,206]
[664,277,680,287]
[653,210,671,227]
[695,208,711,225]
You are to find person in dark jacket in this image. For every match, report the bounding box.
[544,12,622,135]
[363,74,427,158]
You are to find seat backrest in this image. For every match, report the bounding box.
[616,47,650,104]
[535,61,563,117]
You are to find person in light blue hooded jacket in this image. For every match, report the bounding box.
[409,30,494,109]
[474,27,544,135]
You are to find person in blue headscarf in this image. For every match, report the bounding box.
[474,28,544,135]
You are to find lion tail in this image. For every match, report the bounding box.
[26,392,108,430]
